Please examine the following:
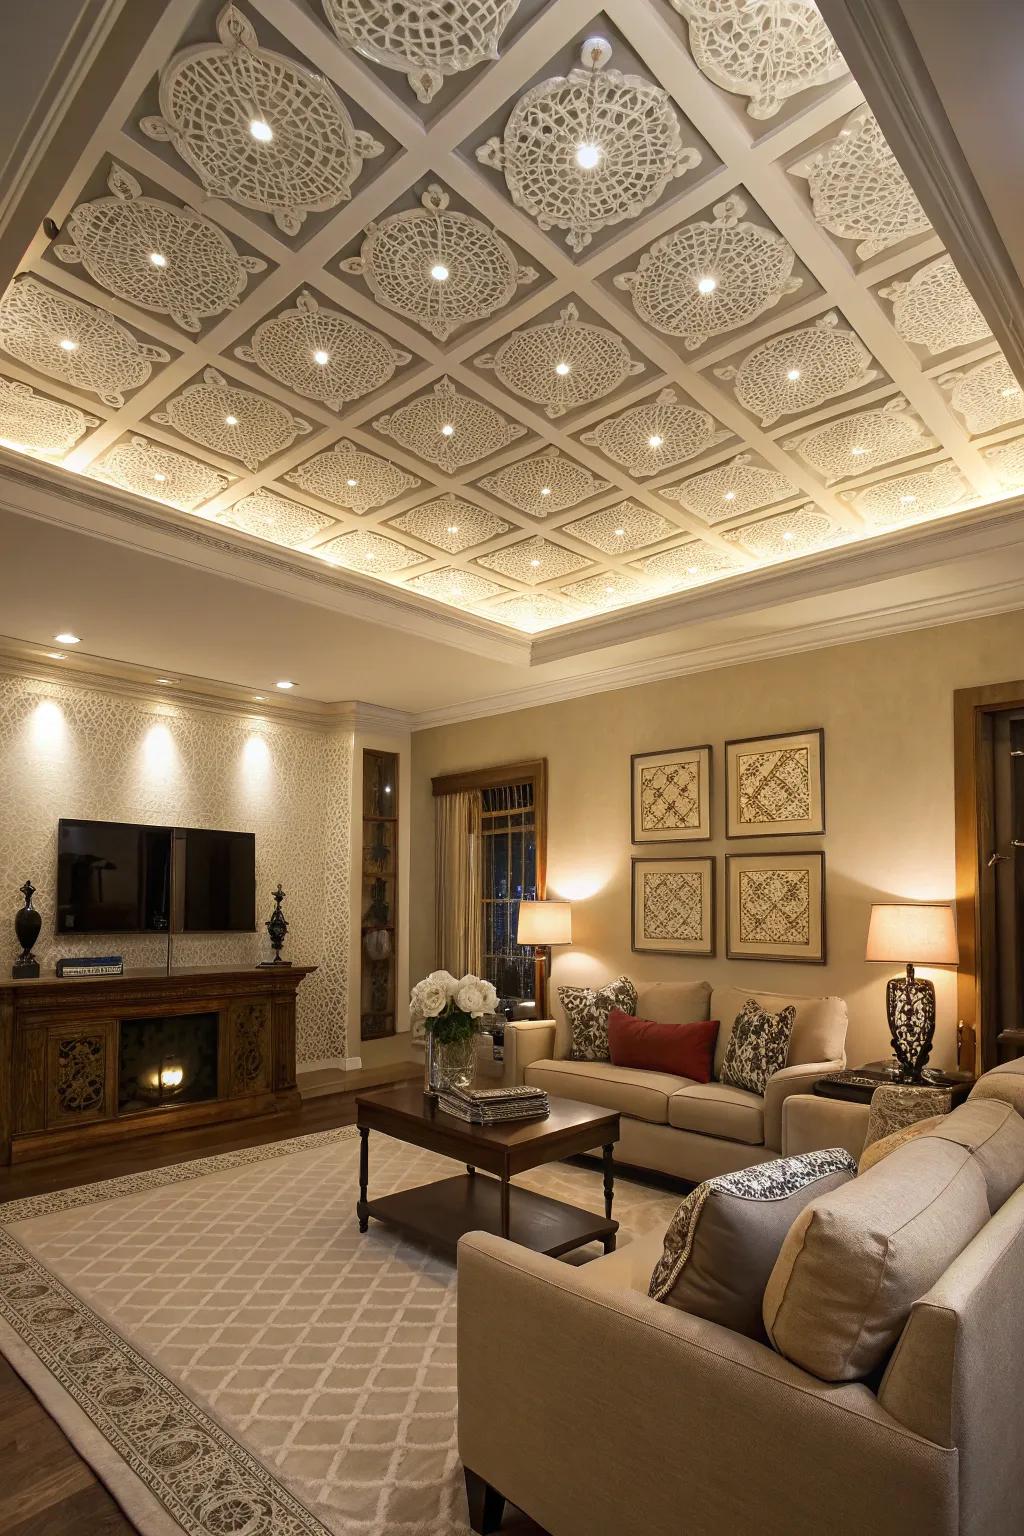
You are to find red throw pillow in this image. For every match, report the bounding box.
[607,1010,719,1082]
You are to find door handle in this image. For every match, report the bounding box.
[989,851,1010,866]
[1013,841,1024,850]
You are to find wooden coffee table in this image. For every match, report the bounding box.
[355,1084,620,1257]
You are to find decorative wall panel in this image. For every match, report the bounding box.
[632,856,714,956]
[791,108,931,258]
[475,303,645,417]
[285,442,420,514]
[235,291,410,409]
[661,454,799,524]
[631,744,711,843]
[785,398,936,483]
[321,0,520,104]
[671,0,846,119]
[0,377,98,459]
[386,494,510,551]
[715,313,878,425]
[580,388,731,477]
[152,368,311,471]
[726,850,825,963]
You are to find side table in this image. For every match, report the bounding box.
[813,1060,975,1107]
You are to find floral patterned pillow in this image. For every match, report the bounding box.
[560,976,637,1062]
[719,998,795,1095]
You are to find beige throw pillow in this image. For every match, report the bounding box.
[649,1149,856,1340]
[763,1136,990,1381]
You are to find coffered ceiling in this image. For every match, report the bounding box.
[1,0,1023,643]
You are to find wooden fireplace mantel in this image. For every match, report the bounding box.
[0,964,314,1164]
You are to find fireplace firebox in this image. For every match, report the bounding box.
[118,1012,219,1113]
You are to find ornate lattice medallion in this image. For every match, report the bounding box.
[562,500,676,554]
[879,256,991,355]
[221,489,335,547]
[387,494,510,551]
[633,539,741,588]
[88,434,229,511]
[321,0,520,104]
[615,196,802,348]
[340,185,535,340]
[560,572,650,612]
[791,109,931,259]
[715,313,878,425]
[373,376,524,470]
[724,506,850,560]
[235,291,409,409]
[476,39,701,252]
[477,445,610,516]
[841,463,970,525]
[317,529,424,573]
[671,0,847,119]
[662,454,799,524]
[153,368,310,470]
[983,438,1024,490]
[476,303,644,418]
[0,276,169,407]
[285,441,420,514]
[477,534,591,584]
[490,592,578,631]
[581,387,731,477]
[404,567,506,606]
[784,398,936,483]
[0,377,98,458]
[140,5,384,235]
[54,163,267,332]
[940,355,1024,435]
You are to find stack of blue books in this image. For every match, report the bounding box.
[55,955,124,978]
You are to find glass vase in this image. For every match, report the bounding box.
[424,1030,443,1098]
[438,1032,477,1091]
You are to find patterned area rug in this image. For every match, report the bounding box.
[0,1128,680,1536]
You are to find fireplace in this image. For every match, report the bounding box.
[118,1012,219,1113]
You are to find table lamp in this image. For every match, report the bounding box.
[865,902,959,1081]
[516,900,572,1016]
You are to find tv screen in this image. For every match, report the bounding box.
[182,828,256,932]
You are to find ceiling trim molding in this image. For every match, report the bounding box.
[411,574,1024,731]
[817,0,1024,382]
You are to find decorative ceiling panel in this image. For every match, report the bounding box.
[374,375,525,470]
[940,354,1024,436]
[321,0,520,104]
[385,494,510,552]
[403,567,508,605]
[661,453,799,524]
[715,312,879,425]
[562,499,676,554]
[790,107,931,259]
[476,445,610,517]
[0,275,169,407]
[219,489,336,547]
[88,434,230,510]
[475,302,645,417]
[140,4,384,236]
[784,398,936,483]
[983,438,1024,492]
[879,256,991,356]
[580,387,732,477]
[631,538,742,589]
[284,441,421,514]
[671,0,847,119]
[0,377,99,459]
[234,290,410,409]
[340,185,536,340]
[152,366,311,470]
[723,505,851,560]
[560,571,652,611]
[317,528,426,572]
[488,592,581,632]
[840,463,971,526]
[476,38,702,251]
[476,534,592,583]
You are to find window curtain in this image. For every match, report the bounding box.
[434,789,483,978]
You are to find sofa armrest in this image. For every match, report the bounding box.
[457,1233,956,1536]
[500,1019,556,1086]
[782,1092,871,1161]
[763,1059,845,1151]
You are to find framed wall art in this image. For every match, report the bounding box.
[725,728,824,838]
[632,857,715,957]
[726,850,826,964]
[631,744,712,843]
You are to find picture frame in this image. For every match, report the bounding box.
[726,850,826,964]
[725,728,825,838]
[631,744,712,843]
[632,856,715,956]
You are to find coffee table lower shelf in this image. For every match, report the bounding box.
[360,1172,618,1258]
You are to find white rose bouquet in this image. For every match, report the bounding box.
[410,969,498,1044]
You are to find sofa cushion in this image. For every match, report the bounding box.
[719,998,794,1095]
[969,1056,1024,1119]
[559,976,637,1062]
[763,1136,990,1381]
[523,1059,695,1124]
[921,1097,1024,1212]
[668,1082,765,1144]
[553,979,710,1061]
[608,1010,719,1082]
[649,1149,857,1340]
[709,985,847,1076]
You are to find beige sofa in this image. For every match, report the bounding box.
[458,1062,1024,1536]
[504,980,847,1183]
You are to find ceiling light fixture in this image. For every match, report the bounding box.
[249,118,273,142]
[850,445,866,456]
[46,651,67,660]
[647,433,664,449]
[54,631,80,645]
[540,485,552,497]
[900,494,917,505]
[153,471,167,482]
[346,476,359,487]
[530,557,541,568]
[440,422,455,436]
[1001,384,1021,398]
[58,337,78,352]
[447,523,459,534]
[364,551,376,560]
[430,263,450,282]
[605,585,615,594]
[697,276,717,295]
[148,251,168,269]
[274,679,296,690]
[252,694,267,702]
[614,527,625,536]
[224,413,239,426]
[156,677,177,685]
[723,490,736,502]
[786,368,801,381]
[686,565,699,575]
[782,531,795,542]
[554,360,571,376]
[575,142,602,170]
[312,348,330,366]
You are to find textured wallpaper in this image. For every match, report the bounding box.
[0,672,351,1063]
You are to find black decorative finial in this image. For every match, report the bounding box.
[13,880,42,979]
[259,883,291,967]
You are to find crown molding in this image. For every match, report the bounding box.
[817,0,1024,380]
[410,572,1024,731]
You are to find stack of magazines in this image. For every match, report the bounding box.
[437,1084,549,1125]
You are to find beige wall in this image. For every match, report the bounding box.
[411,609,1024,1069]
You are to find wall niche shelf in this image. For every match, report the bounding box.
[360,748,399,1041]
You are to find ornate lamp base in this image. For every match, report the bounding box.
[887,964,936,1082]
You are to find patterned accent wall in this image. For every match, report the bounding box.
[0,672,351,1064]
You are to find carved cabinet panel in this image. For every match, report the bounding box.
[46,1026,112,1126]
[227,998,272,1097]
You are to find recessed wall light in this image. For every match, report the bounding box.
[786,368,801,382]
[554,361,571,376]
[224,414,239,426]
[647,433,663,449]
[274,679,296,690]
[54,631,80,645]
[249,119,273,142]
[440,423,455,436]
[148,251,168,269]
[696,276,717,295]
[58,337,78,352]
[430,263,450,282]
[575,142,601,170]
[312,349,330,366]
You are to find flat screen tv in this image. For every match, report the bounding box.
[56,819,255,934]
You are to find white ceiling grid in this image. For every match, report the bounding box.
[0,0,1021,636]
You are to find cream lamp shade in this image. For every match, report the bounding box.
[516,900,572,947]
[865,903,959,965]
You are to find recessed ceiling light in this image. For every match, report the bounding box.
[274,679,296,690]
[447,524,459,534]
[782,530,795,542]
[786,368,801,382]
[452,586,463,597]
[440,423,455,436]
[605,585,615,594]
[224,414,239,426]
[346,476,359,487]
[900,494,917,504]
[723,490,736,502]
[647,433,664,449]
[575,142,602,170]
[1001,384,1021,398]
[148,251,168,269]
[554,361,571,376]
[686,565,699,575]
[58,337,78,352]
[249,119,273,142]
[540,485,552,497]
[252,694,267,702]
[530,557,541,568]
[364,551,376,560]
[430,263,450,282]
[46,651,67,660]
[696,276,717,295]
[156,676,177,685]
[850,445,867,456]
[312,348,330,366]
[54,631,80,645]
[614,527,625,536]
[153,471,167,482]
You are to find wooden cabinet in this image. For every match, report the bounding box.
[0,966,312,1164]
